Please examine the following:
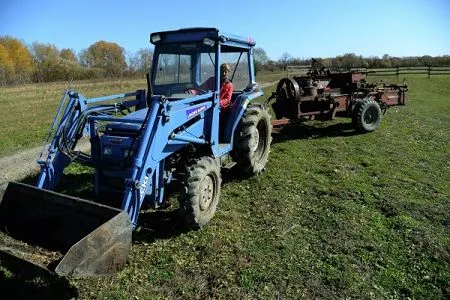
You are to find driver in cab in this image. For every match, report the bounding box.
[199,63,233,111]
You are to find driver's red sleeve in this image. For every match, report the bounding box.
[220,82,233,110]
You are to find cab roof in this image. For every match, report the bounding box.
[150,27,256,49]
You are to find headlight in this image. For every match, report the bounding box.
[203,37,215,47]
[151,34,161,43]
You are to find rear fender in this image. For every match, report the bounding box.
[224,90,264,142]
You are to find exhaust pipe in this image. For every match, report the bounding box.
[0,182,132,277]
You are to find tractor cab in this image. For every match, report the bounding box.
[149,27,258,102]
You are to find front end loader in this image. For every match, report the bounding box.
[0,28,272,277]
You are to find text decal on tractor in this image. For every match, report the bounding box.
[186,104,207,119]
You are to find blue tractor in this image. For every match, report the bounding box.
[0,28,272,276]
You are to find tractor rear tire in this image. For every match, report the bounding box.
[179,156,221,229]
[232,105,272,176]
[353,99,382,133]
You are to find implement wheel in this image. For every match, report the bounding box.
[232,105,272,175]
[353,98,382,133]
[179,156,221,229]
[276,78,301,101]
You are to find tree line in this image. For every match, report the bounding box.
[0,36,153,86]
[254,49,450,73]
[1,35,449,86]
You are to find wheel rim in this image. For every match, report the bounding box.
[199,174,215,211]
[251,128,260,153]
[254,119,268,162]
[276,78,301,101]
[364,106,378,126]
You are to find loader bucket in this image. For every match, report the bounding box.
[0,182,132,277]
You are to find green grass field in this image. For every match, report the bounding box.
[0,78,149,157]
[0,74,449,299]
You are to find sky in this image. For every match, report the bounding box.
[0,0,449,61]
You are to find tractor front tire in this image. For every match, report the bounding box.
[232,105,272,176]
[179,156,221,229]
[353,99,382,133]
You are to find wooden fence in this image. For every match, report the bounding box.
[286,65,310,77]
[286,65,450,78]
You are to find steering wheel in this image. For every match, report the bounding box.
[185,87,207,95]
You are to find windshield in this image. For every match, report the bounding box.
[154,53,192,86]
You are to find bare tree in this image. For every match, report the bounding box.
[253,47,269,73]
[278,52,293,70]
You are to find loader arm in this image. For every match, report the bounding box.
[36,90,147,190]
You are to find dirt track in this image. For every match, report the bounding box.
[0,140,91,198]
[0,146,43,195]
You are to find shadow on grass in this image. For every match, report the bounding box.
[272,120,360,144]
[19,171,192,243]
[133,207,191,243]
[0,252,77,300]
